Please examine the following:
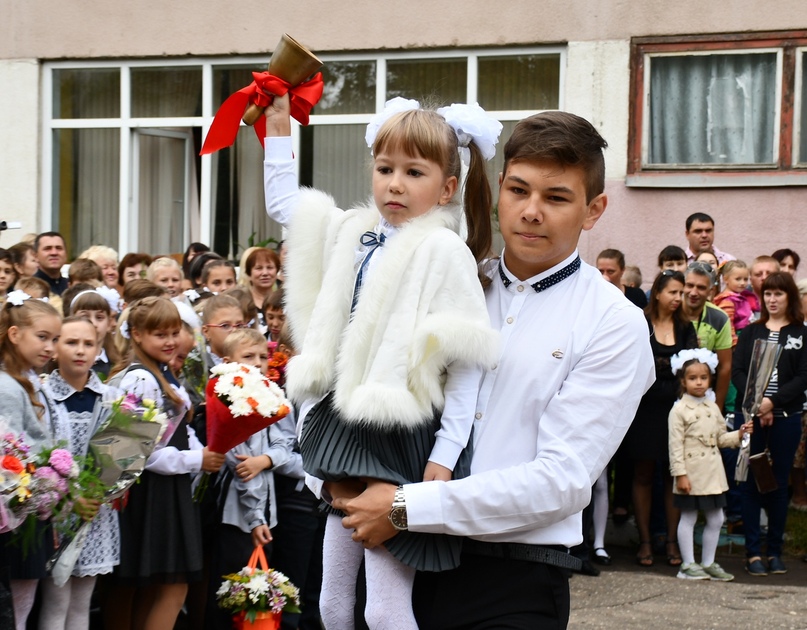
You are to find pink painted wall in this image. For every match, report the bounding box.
[579,183,807,288]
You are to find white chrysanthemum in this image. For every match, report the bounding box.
[216,580,232,598]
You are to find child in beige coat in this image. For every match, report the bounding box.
[669,349,753,581]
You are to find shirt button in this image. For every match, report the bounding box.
[475,412,482,420]
[517,285,524,292]
[506,317,514,324]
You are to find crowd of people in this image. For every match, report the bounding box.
[2,89,795,630]
[589,219,807,582]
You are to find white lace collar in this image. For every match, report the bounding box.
[45,369,107,402]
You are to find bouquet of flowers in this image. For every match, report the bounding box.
[206,363,290,455]
[182,329,210,403]
[217,546,300,629]
[266,350,288,388]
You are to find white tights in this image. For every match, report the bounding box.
[677,507,724,567]
[10,579,37,630]
[38,575,97,630]
[320,514,417,630]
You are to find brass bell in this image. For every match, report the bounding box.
[242,33,323,126]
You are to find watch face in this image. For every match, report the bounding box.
[389,506,408,530]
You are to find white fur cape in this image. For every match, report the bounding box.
[284,189,499,429]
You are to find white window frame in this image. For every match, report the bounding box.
[42,46,565,254]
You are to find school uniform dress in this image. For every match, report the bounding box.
[44,370,120,576]
[265,137,499,572]
[668,394,741,510]
[110,365,203,584]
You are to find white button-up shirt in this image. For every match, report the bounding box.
[405,252,655,547]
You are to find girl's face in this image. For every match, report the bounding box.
[725,268,750,294]
[74,309,111,346]
[122,263,146,285]
[695,253,718,270]
[264,307,285,341]
[14,250,39,278]
[202,306,245,357]
[780,255,798,276]
[0,260,15,294]
[661,259,687,274]
[657,279,684,314]
[9,314,61,371]
[764,289,788,318]
[250,261,278,291]
[98,258,119,289]
[132,326,181,364]
[169,327,196,376]
[205,267,236,294]
[56,321,97,381]
[226,342,269,375]
[372,147,457,226]
[153,267,183,298]
[683,362,711,398]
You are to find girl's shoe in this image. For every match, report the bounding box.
[676,562,709,580]
[701,562,734,581]
[593,547,612,566]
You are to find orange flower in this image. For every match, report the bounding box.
[26,462,36,474]
[269,352,288,369]
[266,368,281,383]
[2,455,23,474]
[233,375,244,387]
[247,397,260,411]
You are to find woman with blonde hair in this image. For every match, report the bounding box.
[79,245,120,290]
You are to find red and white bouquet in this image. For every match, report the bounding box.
[206,363,290,455]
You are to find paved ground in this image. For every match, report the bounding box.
[569,523,807,629]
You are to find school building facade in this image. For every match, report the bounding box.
[2,0,806,279]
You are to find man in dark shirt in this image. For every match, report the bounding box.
[33,231,68,296]
[596,248,648,309]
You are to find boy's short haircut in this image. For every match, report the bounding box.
[202,294,242,325]
[122,279,166,304]
[15,276,50,299]
[596,249,625,270]
[657,245,687,267]
[261,288,285,314]
[222,328,267,358]
[68,258,103,285]
[622,265,642,288]
[276,323,295,354]
[223,287,258,324]
[503,111,607,203]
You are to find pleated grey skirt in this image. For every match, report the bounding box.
[673,493,727,511]
[300,392,471,572]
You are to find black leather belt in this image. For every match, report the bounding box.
[463,539,583,571]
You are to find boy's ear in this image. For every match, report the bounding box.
[222,356,231,363]
[582,193,608,232]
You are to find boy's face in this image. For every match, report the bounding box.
[202,306,245,357]
[226,342,269,375]
[497,160,606,280]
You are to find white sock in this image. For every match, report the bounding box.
[677,509,697,566]
[320,514,363,630]
[700,508,724,567]
[592,470,609,550]
[11,579,39,630]
[363,546,417,630]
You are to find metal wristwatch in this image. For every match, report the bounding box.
[388,485,408,531]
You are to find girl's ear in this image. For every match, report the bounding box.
[7,325,20,345]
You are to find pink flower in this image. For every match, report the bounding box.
[48,449,73,477]
[120,393,139,412]
[34,466,68,495]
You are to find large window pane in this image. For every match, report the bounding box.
[131,67,202,117]
[213,64,268,110]
[648,52,777,166]
[315,61,376,114]
[53,69,120,119]
[211,127,282,259]
[299,124,370,210]
[387,59,467,106]
[478,55,560,111]
[52,129,120,257]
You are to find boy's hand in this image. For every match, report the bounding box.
[235,454,272,482]
[676,475,691,494]
[264,93,291,137]
[423,462,452,482]
[251,524,272,547]
[74,497,101,522]
[201,447,225,473]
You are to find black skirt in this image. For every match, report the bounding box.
[115,423,203,585]
[300,393,471,572]
[0,521,55,580]
[673,493,727,511]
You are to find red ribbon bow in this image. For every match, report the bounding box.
[200,71,324,155]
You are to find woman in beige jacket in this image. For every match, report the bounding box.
[668,349,752,581]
